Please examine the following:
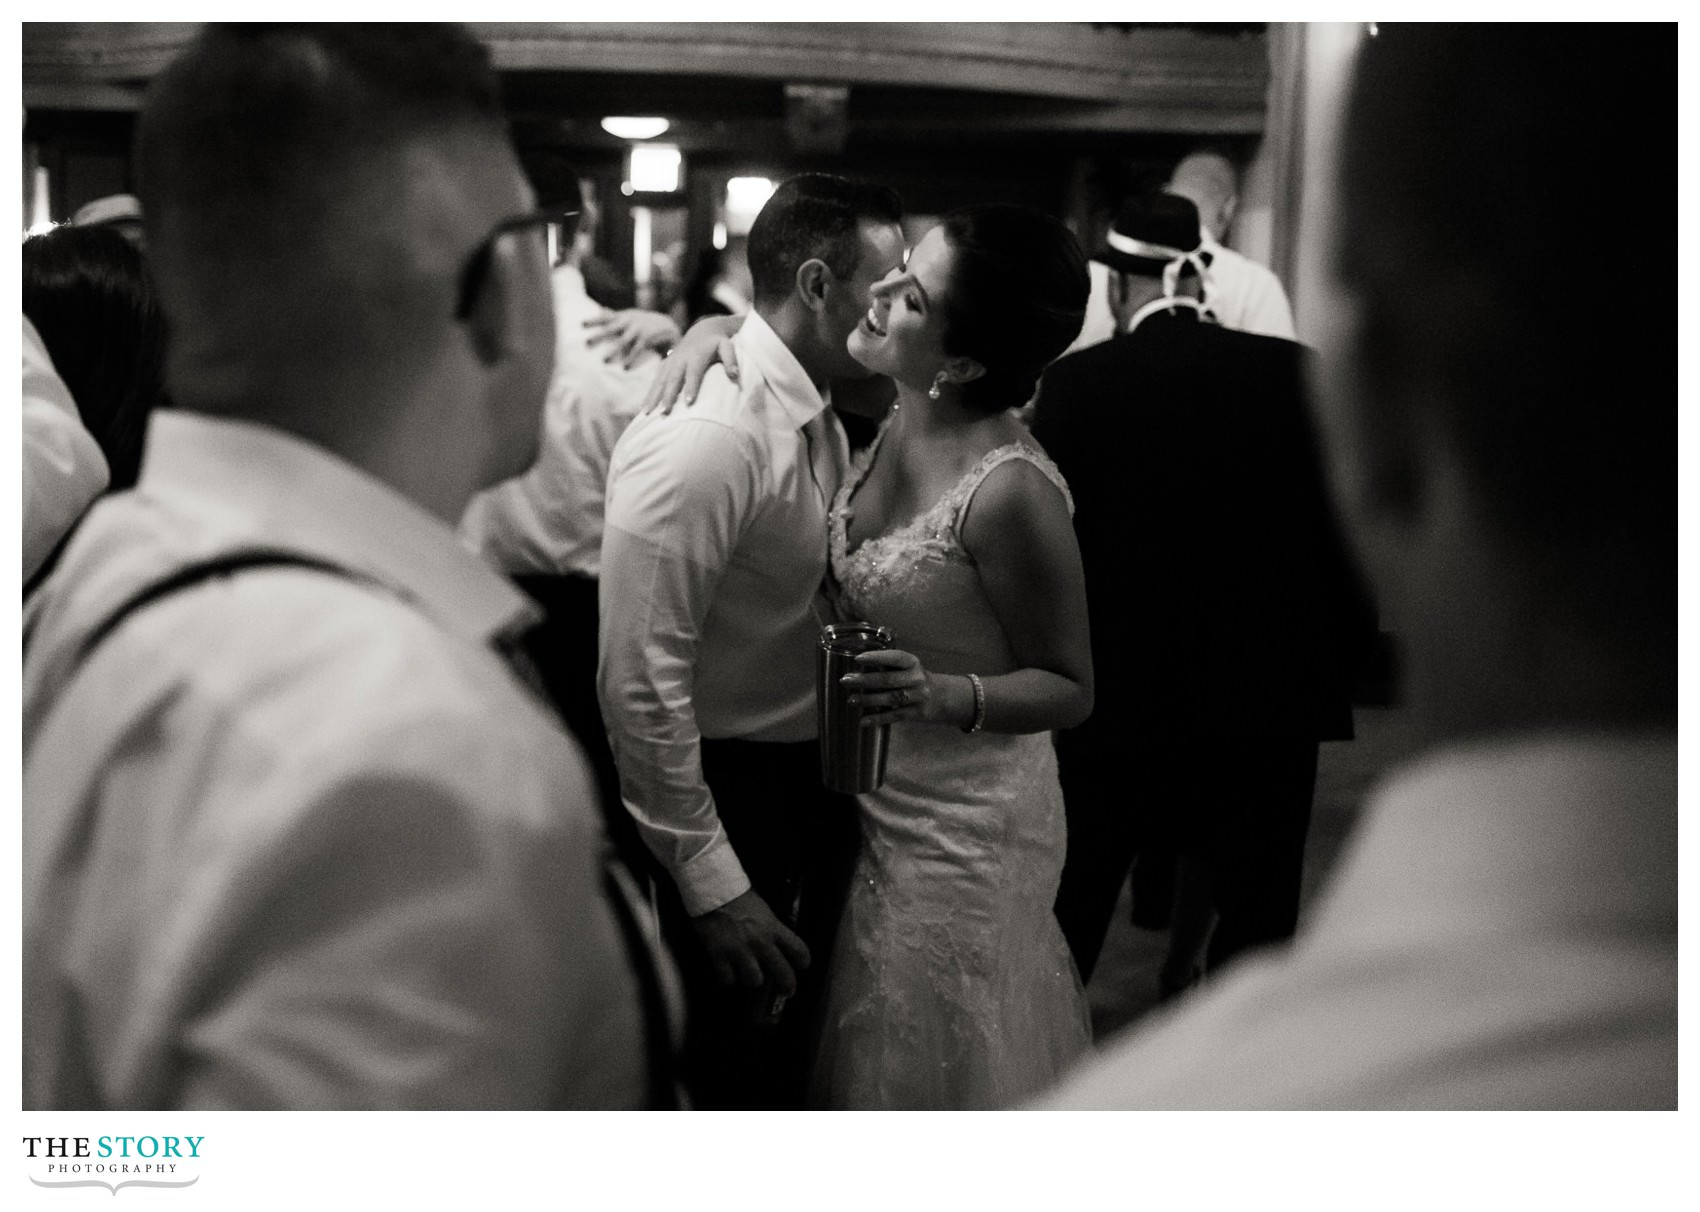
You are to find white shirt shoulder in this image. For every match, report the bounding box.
[23,527,646,1109]
[22,316,109,581]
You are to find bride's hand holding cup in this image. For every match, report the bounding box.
[843,648,973,728]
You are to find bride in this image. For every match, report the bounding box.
[649,203,1094,1108]
[810,204,1093,1109]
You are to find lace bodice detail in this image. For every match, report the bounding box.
[828,417,1073,665]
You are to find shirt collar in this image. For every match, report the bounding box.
[1124,295,1207,335]
[734,311,830,429]
[1308,729,1676,945]
[139,410,537,646]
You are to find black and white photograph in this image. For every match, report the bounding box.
[11,13,1685,1208]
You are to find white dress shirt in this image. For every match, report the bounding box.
[1038,731,1676,1109]
[22,316,109,582]
[1067,234,1297,354]
[1196,233,1296,339]
[460,263,660,577]
[23,411,648,1109]
[599,311,847,917]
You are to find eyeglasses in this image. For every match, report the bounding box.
[454,205,581,319]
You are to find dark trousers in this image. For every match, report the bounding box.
[656,737,860,1110]
[1053,729,1320,981]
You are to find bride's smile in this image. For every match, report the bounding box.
[846,227,955,386]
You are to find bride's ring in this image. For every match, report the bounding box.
[894,689,909,708]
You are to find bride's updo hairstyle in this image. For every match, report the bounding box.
[936,204,1089,413]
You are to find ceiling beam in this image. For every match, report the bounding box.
[22,22,200,82]
[478,23,1266,108]
[24,81,147,111]
[24,22,1266,120]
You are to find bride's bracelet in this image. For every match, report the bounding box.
[962,673,986,734]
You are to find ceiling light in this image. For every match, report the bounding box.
[601,116,671,140]
[726,176,777,212]
[627,144,682,194]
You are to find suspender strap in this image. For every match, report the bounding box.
[600,860,687,1110]
[59,548,681,1108]
[72,549,363,668]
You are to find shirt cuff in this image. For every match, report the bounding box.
[674,839,753,918]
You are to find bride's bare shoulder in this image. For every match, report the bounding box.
[960,448,1072,538]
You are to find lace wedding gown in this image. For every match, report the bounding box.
[810,422,1092,1110]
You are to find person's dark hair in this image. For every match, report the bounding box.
[518,149,585,249]
[1339,25,1670,639]
[936,204,1089,413]
[519,149,583,211]
[22,224,167,491]
[746,174,903,309]
[580,254,638,311]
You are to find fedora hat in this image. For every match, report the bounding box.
[72,193,143,229]
[1094,192,1203,277]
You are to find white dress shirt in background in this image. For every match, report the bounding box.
[1037,731,1676,1109]
[460,263,660,577]
[1195,232,1296,340]
[599,311,847,917]
[22,315,109,582]
[23,411,647,1109]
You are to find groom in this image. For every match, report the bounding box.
[599,174,905,1108]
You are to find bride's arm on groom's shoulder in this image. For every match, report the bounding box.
[847,460,1093,733]
[639,314,744,415]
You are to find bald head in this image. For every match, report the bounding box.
[1166,151,1239,242]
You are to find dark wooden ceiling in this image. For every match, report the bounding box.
[24,22,1271,142]
[23,22,1271,223]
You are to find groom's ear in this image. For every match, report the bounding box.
[794,258,831,313]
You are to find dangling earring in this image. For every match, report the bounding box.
[928,372,946,401]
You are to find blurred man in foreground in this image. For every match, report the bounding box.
[23,24,661,1109]
[1040,23,1673,1109]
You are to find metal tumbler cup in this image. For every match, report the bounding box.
[817,622,894,794]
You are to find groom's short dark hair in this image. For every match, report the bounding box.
[747,173,903,308]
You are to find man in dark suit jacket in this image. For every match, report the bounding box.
[1035,193,1372,990]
